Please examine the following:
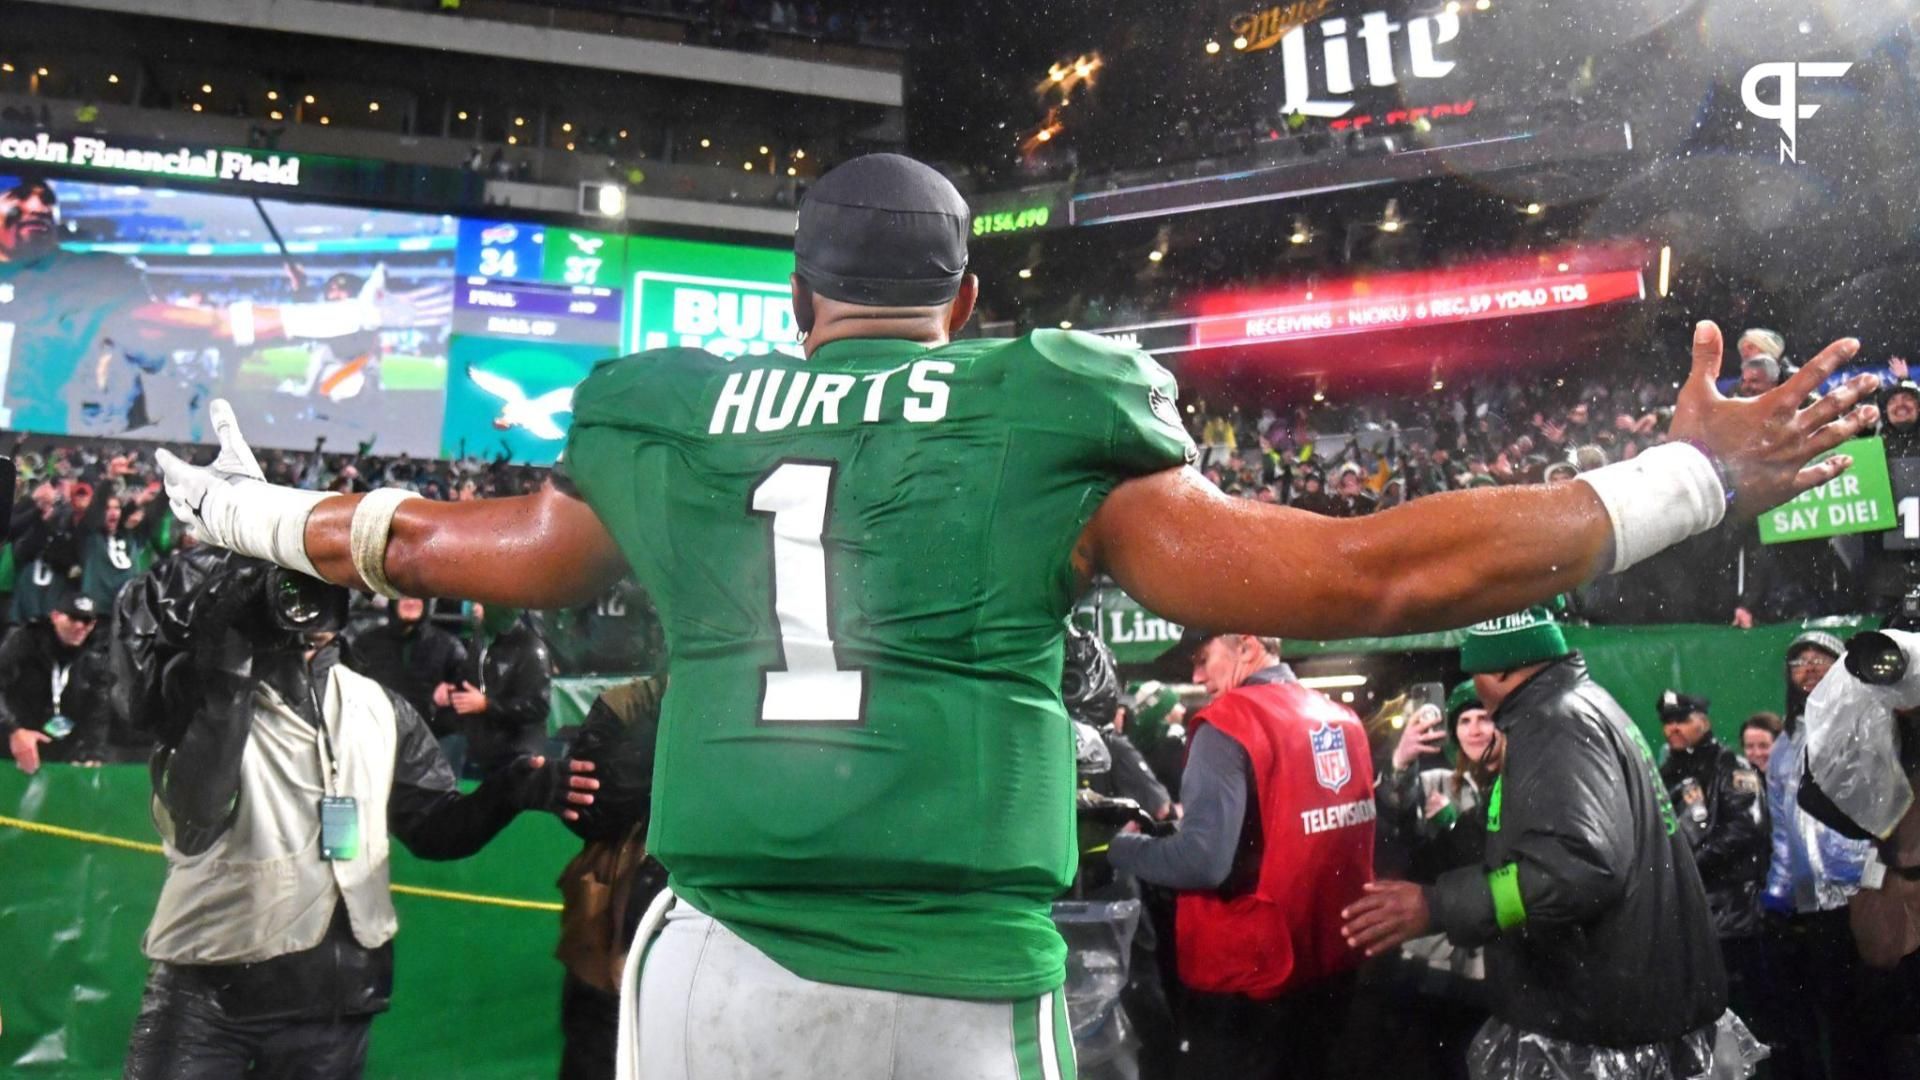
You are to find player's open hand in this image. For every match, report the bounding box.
[1670,321,1880,519]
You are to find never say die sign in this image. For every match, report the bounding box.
[1759,437,1896,544]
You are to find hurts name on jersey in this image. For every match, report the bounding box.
[708,359,956,434]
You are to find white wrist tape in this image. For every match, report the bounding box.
[1576,442,1727,574]
[349,488,421,599]
[217,480,329,578]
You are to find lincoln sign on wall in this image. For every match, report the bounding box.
[1075,587,1186,666]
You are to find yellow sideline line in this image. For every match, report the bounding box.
[0,815,564,913]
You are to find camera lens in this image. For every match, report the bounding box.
[274,575,323,626]
[1845,631,1907,686]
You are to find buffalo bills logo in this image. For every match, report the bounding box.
[1310,719,1351,793]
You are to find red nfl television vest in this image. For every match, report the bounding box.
[1175,678,1376,999]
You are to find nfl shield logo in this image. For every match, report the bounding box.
[1310,720,1351,793]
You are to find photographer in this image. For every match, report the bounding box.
[0,593,116,771]
[114,548,598,1080]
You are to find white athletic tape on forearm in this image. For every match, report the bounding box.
[1577,441,1726,574]
[199,479,329,578]
[349,488,421,599]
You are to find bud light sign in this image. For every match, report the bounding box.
[625,236,802,361]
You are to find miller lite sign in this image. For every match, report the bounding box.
[1310,719,1352,793]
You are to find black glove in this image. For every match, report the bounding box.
[490,753,574,815]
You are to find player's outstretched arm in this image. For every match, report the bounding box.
[1083,322,1881,640]
[302,485,628,608]
[156,401,628,607]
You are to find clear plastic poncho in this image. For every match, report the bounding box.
[1468,1010,1766,1080]
[1800,629,1920,840]
[1050,899,1142,1077]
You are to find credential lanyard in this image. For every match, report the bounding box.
[49,662,71,712]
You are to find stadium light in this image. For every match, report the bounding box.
[506,135,516,144]
[566,142,575,151]
[619,129,628,138]
[580,182,627,219]
[319,115,330,125]
[700,137,711,148]
[269,110,283,121]
[1059,321,1073,329]
[1523,202,1543,215]
[1658,244,1672,297]
[1475,0,1491,8]
[1299,674,1367,690]
[786,166,797,176]
[759,145,770,154]
[1147,249,1164,262]
[514,116,525,126]
[1445,0,1461,12]
[1205,41,1221,55]
[108,73,119,84]
[0,64,12,74]
[1018,267,1033,279]
[368,101,380,112]
[1233,35,1249,49]
[191,103,203,112]
[743,161,754,171]
[304,94,315,104]
[794,149,805,159]
[201,83,212,93]
[267,90,278,100]
[562,122,573,132]
[457,110,468,120]
[39,68,50,77]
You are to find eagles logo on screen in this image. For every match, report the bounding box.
[1309,718,1351,793]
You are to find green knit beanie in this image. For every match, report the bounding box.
[1445,680,1481,732]
[1459,604,1570,675]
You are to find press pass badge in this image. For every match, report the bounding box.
[320,795,361,861]
[43,715,72,739]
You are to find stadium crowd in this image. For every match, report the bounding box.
[1180,329,1920,626]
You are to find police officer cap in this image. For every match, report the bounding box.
[1657,690,1709,721]
[794,154,971,308]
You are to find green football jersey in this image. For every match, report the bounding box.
[564,330,1193,1000]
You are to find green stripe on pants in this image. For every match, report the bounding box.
[1013,994,1043,1080]
[1050,987,1076,1080]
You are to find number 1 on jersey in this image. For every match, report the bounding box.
[752,461,865,723]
